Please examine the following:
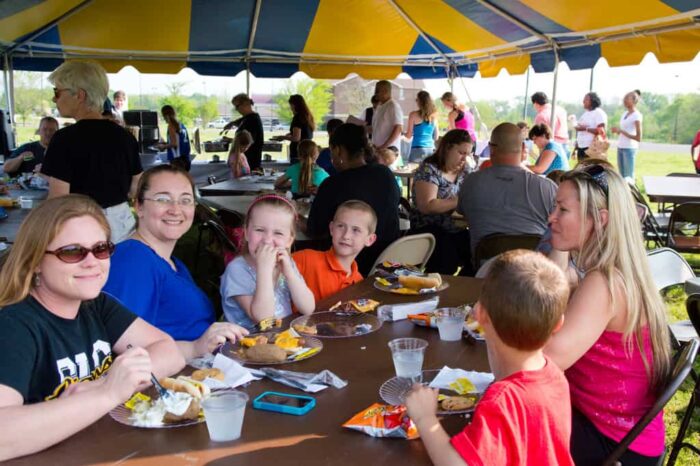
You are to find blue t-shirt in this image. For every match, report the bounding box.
[316,148,337,176]
[538,141,569,175]
[103,239,215,341]
[220,256,300,331]
[166,122,191,161]
[411,120,436,149]
[284,163,329,194]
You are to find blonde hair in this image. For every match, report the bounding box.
[481,250,569,350]
[561,165,671,390]
[0,195,110,306]
[416,90,436,121]
[335,200,377,234]
[233,130,253,154]
[243,194,297,254]
[48,61,109,113]
[297,140,319,195]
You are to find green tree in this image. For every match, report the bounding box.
[197,97,219,127]
[13,71,52,126]
[273,78,333,126]
[159,82,197,127]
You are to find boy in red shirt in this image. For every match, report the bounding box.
[293,200,377,302]
[405,250,574,466]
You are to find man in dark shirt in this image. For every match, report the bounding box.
[4,116,58,176]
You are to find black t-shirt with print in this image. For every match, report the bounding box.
[0,293,137,403]
[289,114,314,163]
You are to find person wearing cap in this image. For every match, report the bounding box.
[457,122,557,260]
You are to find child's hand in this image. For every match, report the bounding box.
[405,384,439,425]
[276,247,294,277]
[255,244,278,274]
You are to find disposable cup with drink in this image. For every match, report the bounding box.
[201,390,249,442]
[388,338,428,383]
[434,307,468,341]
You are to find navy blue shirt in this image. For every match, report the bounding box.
[103,240,215,341]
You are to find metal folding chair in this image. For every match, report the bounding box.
[369,233,435,275]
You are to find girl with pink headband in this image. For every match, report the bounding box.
[220,194,314,330]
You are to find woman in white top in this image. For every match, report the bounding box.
[611,90,643,180]
[574,92,607,160]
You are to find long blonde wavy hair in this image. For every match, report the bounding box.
[562,165,671,391]
[0,195,110,307]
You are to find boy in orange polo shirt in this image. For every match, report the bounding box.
[293,200,377,302]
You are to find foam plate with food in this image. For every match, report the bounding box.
[221,329,323,365]
[373,273,449,295]
[110,376,210,428]
[379,369,481,416]
[291,311,382,338]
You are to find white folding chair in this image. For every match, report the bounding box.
[647,248,698,343]
[369,233,435,275]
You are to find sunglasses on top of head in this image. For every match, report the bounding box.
[45,241,115,263]
[579,164,609,198]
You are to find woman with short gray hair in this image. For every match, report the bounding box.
[41,61,143,243]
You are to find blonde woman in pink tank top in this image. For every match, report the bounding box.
[544,163,671,466]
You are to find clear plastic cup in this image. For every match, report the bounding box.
[201,391,249,442]
[435,307,468,341]
[388,338,428,383]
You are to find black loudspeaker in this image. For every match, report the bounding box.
[0,109,15,157]
[122,110,158,127]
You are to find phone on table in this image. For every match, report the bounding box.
[253,391,315,416]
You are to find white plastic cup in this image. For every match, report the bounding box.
[201,391,249,442]
[388,338,428,383]
[435,307,468,341]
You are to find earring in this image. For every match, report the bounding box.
[33,273,41,287]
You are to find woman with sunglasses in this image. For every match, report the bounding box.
[0,195,184,460]
[104,165,248,360]
[544,164,671,465]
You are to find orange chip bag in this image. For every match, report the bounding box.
[342,403,418,439]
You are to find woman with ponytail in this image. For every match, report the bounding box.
[274,140,328,198]
[306,123,400,274]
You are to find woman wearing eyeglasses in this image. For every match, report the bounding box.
[544,164,671,465]
[40,61,143,244]
[0,195,184,460]
[103,165,248,360]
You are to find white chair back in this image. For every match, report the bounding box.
[369,233,435,275]
[646,248,696,292]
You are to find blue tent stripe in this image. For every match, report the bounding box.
[189,0,255,52]
[250,62,299,78]
[486,0,570,34]
[253,0,320,53]
[0,0,44,21]
[661,0,700,12]
[444,0,530,42]
[188,61,246,77]
[12,56,63,72]
[530,43,601,72]
[27,25,62,51]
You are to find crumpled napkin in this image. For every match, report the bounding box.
[248,367,348,393]
[377,296,440,322]
[429,366,494,393]
[201,353,261,390]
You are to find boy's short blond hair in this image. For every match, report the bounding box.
[480,250,569,351]
[334,200,377,234]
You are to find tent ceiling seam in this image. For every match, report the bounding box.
[245,0,262,63]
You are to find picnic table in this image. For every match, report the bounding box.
[643,175,700,205]
[199,176,278,196]
[8,276,486,466]
[393,164,419,201]
[0,189,48,242]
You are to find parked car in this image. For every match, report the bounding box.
[208,117,229,129]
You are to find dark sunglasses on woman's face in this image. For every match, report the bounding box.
[45,241,115,263]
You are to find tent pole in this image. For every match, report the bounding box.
[522,66,530,120]
[246,64,251,95]
[589,68,594,91]
[2,54,11,115]
[4,54,15,125]
[550,50,560,128]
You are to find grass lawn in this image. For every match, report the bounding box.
[13,122,700,464]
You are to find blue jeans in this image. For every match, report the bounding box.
[409,146,434,163]
[617,148,637,179]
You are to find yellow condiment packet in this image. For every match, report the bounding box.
[376,277,392,287]
[292,347,320,360]
[124,392,151,409]
[449,378,476,395]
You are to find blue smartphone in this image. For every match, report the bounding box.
[252,391,315,416]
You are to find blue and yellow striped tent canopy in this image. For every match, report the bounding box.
[1,0,699,79]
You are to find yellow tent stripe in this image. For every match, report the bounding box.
[396,0,509,54]
[0,0,82,43]
[478,55,531,78]
[602,29,700,66]
[522,0,680,32]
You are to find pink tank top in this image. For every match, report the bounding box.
[566,328,663,456]
[454,109,477,142]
